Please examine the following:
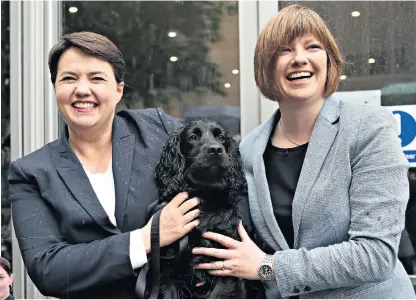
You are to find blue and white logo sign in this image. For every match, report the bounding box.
[388,105,416,167]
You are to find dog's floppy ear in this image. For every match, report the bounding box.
[155,129,187,203]
[225,133,247,204]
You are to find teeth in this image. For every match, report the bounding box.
[73,102,95,109]
[288,72,312,79]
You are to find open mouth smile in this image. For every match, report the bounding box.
[72,101,98,111]
[287,71,313,82]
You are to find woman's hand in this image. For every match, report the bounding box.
[192,222,266,280]
[143,192,200,250]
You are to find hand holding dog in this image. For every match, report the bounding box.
[192,222,266,280]
[142,192,200,251]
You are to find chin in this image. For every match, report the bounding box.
[185,166,229,189]
[282,89,324,103]
[67,119,98,130]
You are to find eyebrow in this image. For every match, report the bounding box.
[303,37,321,44]
[59,71,108,77]
[89,71,108,77]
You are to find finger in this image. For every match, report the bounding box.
[182,219,200,234]
[192,247,233,259]
[207,269,233,277]
[183,209,200,224]
[169,192,188,207]
[193,260,225,270]
[238,221,249,242]
[202,231,240,249]
[178,197,200,215]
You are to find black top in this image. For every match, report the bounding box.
[263,134,308,248]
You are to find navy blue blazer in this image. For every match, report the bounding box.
[9,108,181,298]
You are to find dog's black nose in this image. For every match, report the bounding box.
[207,145,223,155]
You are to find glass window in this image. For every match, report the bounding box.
[279,1,416,276]
[1,0,12,264]
[62,1,241,141]
[278,1,416,106]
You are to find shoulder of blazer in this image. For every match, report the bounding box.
[11,140,59,167]
[337,99,396,133]
[8,140,60,184]
[239,111,277,168]
[116,108,182,135]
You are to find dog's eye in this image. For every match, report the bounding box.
[217,135,225,142]
[187,135,198,142]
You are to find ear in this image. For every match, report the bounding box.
[116,81,125,104]
[155,129,187,203]
[226,133,247,204]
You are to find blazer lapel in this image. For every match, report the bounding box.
[54,130,121,235]
[292,97,340,248]
[112,116,136,231]
[252,111,290,251]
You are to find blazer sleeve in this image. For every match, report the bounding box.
[271,109,410,297]
[9,161,136,298]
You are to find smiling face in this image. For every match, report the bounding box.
[254,5,343,102]
[0,266,12,299]
[274,34,327,104]
[55,47,124,133]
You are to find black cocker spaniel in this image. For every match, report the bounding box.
[153,120,253,299]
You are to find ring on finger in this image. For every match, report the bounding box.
[221,261,225,271]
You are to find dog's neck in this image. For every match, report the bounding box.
[187,186,236,211]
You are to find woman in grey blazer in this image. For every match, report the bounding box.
[8,32,200,298]
[192,4,415,298]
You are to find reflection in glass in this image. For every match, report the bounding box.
[62,1,241,140]
[1,0,12,264]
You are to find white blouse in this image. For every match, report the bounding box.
[83,159,147,269]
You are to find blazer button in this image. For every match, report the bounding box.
[304,286,311,292]
[293,287,300,294]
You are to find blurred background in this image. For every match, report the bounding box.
[1,1,415,298]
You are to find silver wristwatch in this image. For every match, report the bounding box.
[258,254,274,281]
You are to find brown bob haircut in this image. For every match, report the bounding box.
[254,4,343,101]
[48,31,125,85]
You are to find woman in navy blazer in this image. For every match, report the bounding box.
[8,32,201,298]
[192,4,415,299]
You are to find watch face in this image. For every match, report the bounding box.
[259,265,273,280]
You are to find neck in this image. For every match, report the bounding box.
[276,97,324,144]
[67,122,113,173]
[68,122,113,154]
[190,187,235,211]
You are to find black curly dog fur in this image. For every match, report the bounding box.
[154,120,249,299]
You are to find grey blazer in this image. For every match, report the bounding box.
[240,97,415,299]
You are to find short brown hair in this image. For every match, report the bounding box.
[0,257,12,276]
[48,31,125,85]
[254,4,343,101]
